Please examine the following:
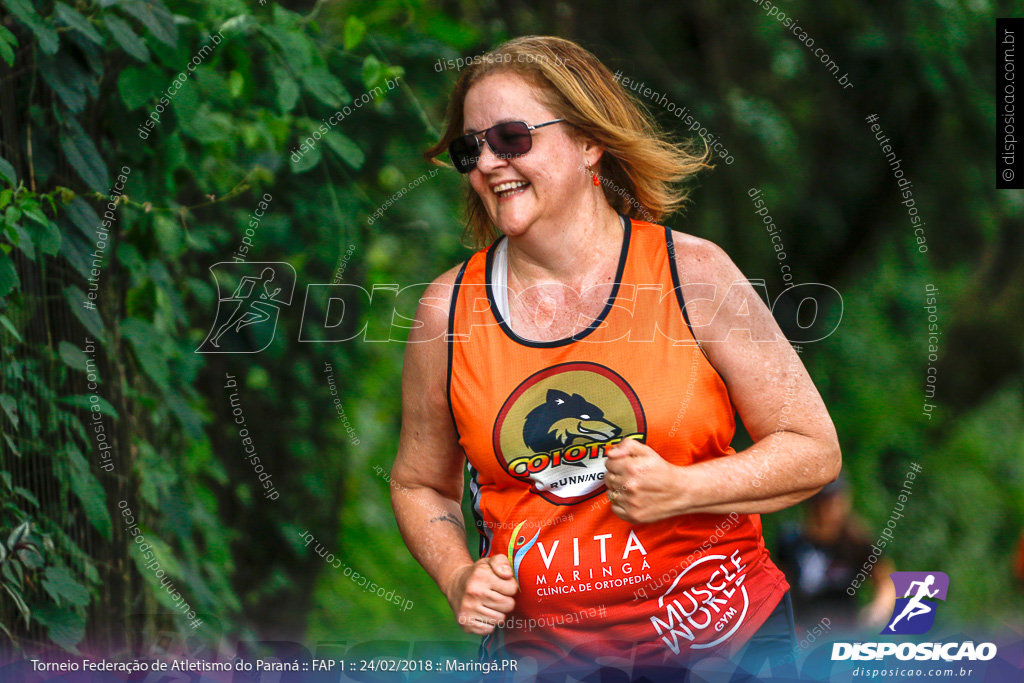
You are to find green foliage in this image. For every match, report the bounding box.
[0,519,89,650]
[0,0,475,653]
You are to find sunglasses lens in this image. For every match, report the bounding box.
[489,121,532,157]
[448,135,479,173]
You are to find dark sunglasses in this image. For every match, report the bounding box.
[448,119,565,173]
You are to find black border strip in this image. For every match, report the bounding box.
[484,215,632,348]
[664,225,727,386]
[445,260,469,439]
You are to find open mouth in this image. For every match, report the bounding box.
[493,180,530,199]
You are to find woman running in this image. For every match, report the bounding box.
[391,35,841,680]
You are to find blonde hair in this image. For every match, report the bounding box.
[424,35,711,249]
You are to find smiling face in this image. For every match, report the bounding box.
[461,71,601,237]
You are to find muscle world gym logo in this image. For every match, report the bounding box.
[492,362,647,505]
[833,571,998,663]
[650,550,751,654]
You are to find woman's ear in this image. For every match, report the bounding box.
[583,138,604,170]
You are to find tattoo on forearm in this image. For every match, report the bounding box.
[429,511,463,528]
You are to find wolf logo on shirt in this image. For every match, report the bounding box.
[523,390,623,456]
[494,362,646,504]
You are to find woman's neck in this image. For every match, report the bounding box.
[504,202,623,288]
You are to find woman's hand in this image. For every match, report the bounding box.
[604,439,687,524]
[444,555,519,635]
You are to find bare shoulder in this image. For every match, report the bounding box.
[668,229,740,285]
[666,229,768,334]
[429,262,465,298]
[408,262,466,344]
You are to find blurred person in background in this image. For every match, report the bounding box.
[775,477,895,635]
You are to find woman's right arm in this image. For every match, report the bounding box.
[390,268,518,635]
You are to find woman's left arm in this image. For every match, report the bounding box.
[605,233,841,522]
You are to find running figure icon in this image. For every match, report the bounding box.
[209,268,282,347]
[887,574,939,631]
[196,262,295,354]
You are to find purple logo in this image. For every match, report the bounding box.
[881,571,949,635]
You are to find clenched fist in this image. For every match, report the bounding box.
[604,438,688,524]
[444,554,519,635]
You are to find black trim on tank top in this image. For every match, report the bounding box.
[484,215,632,348]
[664,225,728,387]
[445,260,469,440]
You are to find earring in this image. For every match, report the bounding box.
[587,166,600,186]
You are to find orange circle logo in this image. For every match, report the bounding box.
[493,362,646,504]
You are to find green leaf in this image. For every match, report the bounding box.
[32,604,85,650]
[121,318,170,390]
[120,0,179,47]
[104,15,150,62]
[7,520,30,548]
[219,14,254,36]
[59,119,110,194]
[300,66,349,108]
[128,534,188,609]
[153,213,184,258]
[343,15,367,51]
[289,142,321,174]
[6,555,23,587]
[39,52,93,113]
[422,14,479,51]
[55,3,103,45]
[325,131,365,170]
[362,55,383,90]
[11,219,35,260]
[260,23,312,73]
[4,204,21,225]
[0,252,19,298]
[66,444,113,541]
[63,286,106,343]
[164,390,203,439]
[58,341,92,374]
[3,584,30,628]
[23,211,61,256]
[60,395,119,420]
[0,26,17,67]
[271,61,300,114]
[0,155,16,186]
[0,394,17,429]
[63,197,102,241]
[126,279,157,321]
[42,565,90,607]
[228,70,244,97]
[13,486,38,508]
[58,230,94,281]
[0,314,23,342]
[118,65,163,110]
[4,0,59,55]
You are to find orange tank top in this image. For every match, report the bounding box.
[447,218,789,668]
